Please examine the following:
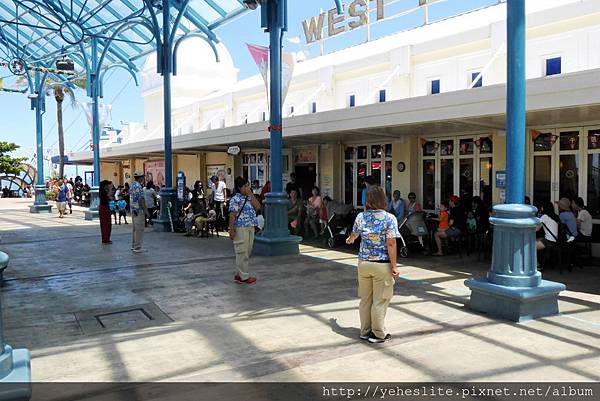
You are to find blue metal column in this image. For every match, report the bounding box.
[0,252,32,400]
[85,38,100,220]
[153,0,178,232]
[30,71,52,213]
[254,0,301,255]
[465,0,565,322]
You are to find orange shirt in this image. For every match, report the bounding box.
[438,210,449,230]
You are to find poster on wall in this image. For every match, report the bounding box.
[495,170,506,189]
[144,160,165,188]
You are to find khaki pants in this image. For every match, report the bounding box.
[358,260,395,339]
[233,226,255,279]
[132,212,146,250]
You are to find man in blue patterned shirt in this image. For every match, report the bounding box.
[130,172,149,253]
[228,176,261,284]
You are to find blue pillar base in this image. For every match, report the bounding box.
[0,346,32,401]
[253,234,302,256]
[153,187,177,233]
[253,192,301,256]
[465,278,566,322]
[29,185,51,214]
[84,187,100,221]
[84,210,99,221]
[28,204,52,214]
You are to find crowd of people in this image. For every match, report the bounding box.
[37,171,594,345]
[535,195,593,267]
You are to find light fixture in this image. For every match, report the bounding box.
[56,56,74,71]
[243,0,263,10]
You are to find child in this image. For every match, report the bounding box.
[433,201,450,256]
[466,211,477,234]
[438,201,450,232]
[117,199,128,225]
[109,200,118,225]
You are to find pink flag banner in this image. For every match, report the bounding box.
[246,44,296,112]
[246,43,269,105]
[282,52,296,104]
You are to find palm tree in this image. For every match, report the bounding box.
[48,79,85,179]
[17,75,86,179]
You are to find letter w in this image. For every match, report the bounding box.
[302,13,326,43]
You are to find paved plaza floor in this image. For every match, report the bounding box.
[0,198,599,383]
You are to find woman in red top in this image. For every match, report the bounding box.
[259,180,271,203]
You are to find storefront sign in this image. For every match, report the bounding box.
[295,148,317,164]
[302,0,385,44]
[227,146,241,156]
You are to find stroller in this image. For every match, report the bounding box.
[324,206,358,248]
[397,211,429,257]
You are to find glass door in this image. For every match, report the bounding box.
[530,128,582,206]
[420,135,493,210]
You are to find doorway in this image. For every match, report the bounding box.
[295,164,317,200]
[530,128,582,206]
[420,135,494,210]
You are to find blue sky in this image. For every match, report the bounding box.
[0,0,498,177]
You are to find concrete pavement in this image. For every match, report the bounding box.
[0,198,599,382]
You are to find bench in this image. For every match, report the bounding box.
[0,251,8,286]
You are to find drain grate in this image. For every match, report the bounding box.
[75,303,172,335]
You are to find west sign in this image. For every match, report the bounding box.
[302,0,384,44]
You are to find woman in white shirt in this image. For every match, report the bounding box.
[536,201,559,250]
[574,197,593,238]
[143,181,158,226]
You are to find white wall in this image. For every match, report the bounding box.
[114,1,600,148]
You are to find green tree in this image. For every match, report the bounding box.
[0,142,27,175]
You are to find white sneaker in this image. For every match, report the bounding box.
[132,248,148,253]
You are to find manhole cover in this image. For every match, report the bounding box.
[75,303,172,335]
[97,308,151,329]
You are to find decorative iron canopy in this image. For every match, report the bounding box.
[0,0,249,75]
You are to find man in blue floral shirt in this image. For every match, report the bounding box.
[229,176,261,284]
[346,186,400,343]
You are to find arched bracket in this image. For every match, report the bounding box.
[97,19,155,78]
[172,33,220,76]
[98,64,139,98]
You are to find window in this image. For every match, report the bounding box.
[261,111,266,121]
[242,152,266,187]
[379,89,386,103]
[348,94,356,107]
[343,143,392,208]
[471,72,482,88]
[421,135,494,210]
[430,79,440,95]
[588,129,600,218]
[546,57,561,76]
[311,102,317,113]
[289,106,295,115]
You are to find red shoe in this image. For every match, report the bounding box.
[234,275,257,284]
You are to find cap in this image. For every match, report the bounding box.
[558,197,571,211]
[133,171,145,178]
[449,195,460,204]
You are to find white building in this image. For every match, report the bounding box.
[72,0,600,222]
